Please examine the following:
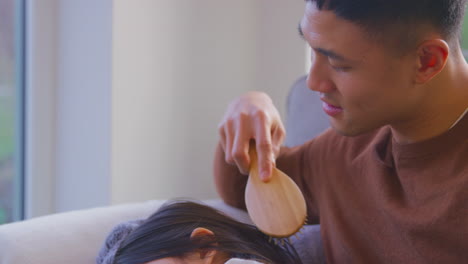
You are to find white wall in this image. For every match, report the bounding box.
[26,0,306,215]
[111,0,306,203]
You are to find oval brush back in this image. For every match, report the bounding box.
[245,146,307,238]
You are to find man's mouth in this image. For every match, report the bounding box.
[321,99,343,116]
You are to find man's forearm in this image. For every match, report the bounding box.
[213,143,248,209]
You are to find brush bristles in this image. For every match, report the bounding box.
[269,237,294,246]
[267,223,309,245]
[264,215,309,245]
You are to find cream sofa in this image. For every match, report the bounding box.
[0,200,253,264]
[0,76,328,264]
[0,199,325,264]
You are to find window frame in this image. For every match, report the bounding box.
[24,0,58,218]
[24,0,113,218]
[12,0,26,222]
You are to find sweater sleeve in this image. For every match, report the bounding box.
[275,140,319,224]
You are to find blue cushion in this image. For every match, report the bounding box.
[284,75,330,147]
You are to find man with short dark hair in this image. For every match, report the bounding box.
[214,0,468,263]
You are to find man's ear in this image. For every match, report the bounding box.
[190,227,217,261]
[414,39,449,84]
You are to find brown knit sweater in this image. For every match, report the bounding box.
[214,114,468,264]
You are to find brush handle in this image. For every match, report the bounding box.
[245,145,307,237]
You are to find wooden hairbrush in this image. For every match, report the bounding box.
[245,145,307,238]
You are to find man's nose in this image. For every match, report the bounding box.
[306,61,335,93]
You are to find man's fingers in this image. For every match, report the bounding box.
[256,140,274,182]
[233,141,250,175]
[218,92,283,179]
[271,124,285,157]
[218,124,227,152]
[232,118,251,174]
[255,122,274,182]
[223,121,234,165]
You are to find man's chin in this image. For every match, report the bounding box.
[330,123,380,137]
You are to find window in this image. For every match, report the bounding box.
[0,0,25,224]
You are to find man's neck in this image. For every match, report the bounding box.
[449,107,468,129]
[391,106,467,144]
[391,57,468,144]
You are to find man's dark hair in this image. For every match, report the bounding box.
[114,200,303,264]
[306,0,467,53]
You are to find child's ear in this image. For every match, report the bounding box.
[190,227,215,238]
[190,227,217,261]
[414,39,449,84]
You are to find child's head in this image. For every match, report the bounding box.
[113,200,302,264]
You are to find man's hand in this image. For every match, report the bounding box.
[218,91,285,181]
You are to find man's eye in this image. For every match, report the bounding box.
[331,65,351,72]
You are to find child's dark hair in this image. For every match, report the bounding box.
[114,200,303,264]
[306,0,467,54]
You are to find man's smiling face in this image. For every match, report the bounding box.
[300,2,421,136]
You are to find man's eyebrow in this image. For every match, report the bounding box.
[298,22,349,62]
[315,48,348,62]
